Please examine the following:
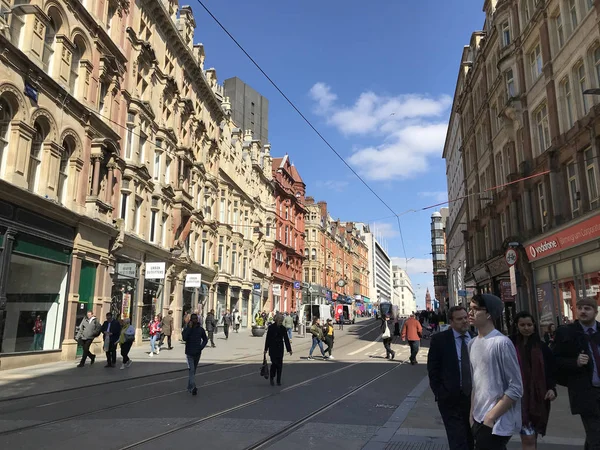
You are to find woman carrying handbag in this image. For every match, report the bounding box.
[263,313,292,386]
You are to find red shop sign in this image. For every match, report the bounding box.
[526,213,600,261]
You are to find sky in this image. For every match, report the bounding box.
[192,0,484,309]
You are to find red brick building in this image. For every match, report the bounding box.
[271,155,306,312]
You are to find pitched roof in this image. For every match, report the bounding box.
[289,164,304,184]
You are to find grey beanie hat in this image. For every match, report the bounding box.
[479,294,504,321]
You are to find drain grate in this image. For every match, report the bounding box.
[385,442,448,450]
[375,404,398,409]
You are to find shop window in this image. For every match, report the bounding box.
[142,278,163,339]
[3,239,71,354]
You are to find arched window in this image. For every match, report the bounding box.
[28,120,48,192]
[594,47,600,86]
[311,248,317,261]
[42,9,62,73]
[70,36,87,95]
[0,98,13,174]
[57,137,74,203]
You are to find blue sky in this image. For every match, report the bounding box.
[194,0,484,309]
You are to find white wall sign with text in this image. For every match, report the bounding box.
[146,262,166,279]
[272,284,281,296]
[185,273,202,287]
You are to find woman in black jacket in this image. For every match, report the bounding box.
[264,313,293,386]
[511,311,557,450]
[380,315,395,360]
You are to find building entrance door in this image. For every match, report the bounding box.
[76,261,96,357]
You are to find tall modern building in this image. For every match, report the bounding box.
[223,77,269,144]
[392,266,416,316]
[431,208,449,311]
[356,224,392,305]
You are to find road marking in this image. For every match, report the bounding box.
[347,336,381,355]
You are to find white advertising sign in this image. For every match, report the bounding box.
[272,284,281,296]
[185,273,202,287]
[146,262,166,279]
[117,263,137,279]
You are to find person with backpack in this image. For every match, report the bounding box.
[76,310,101,367]
[119,318,136,369]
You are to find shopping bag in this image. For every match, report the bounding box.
[260,355,269,379]
[103,336,110,352]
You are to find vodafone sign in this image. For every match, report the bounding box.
[526,214,600,261]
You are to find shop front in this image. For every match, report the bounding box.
[111,260,139,322]
[141,261,165,339]
[241,289,250,327]
[526,212,600,326]
[0,200,74,362]
[251,283,261,323]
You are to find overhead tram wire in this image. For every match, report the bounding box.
[195,0,409,264]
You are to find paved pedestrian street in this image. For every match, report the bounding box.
[0,320,586,449]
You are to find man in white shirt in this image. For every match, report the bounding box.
[468,294,523,450]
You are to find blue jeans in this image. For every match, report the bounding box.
[187,354,201,391]
[286,328,293,341]
[309,337,325,356]
[150,334,159,353]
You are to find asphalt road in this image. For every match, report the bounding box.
[0,320,430,450]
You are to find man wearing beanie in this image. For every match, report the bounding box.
[554,297,600,449]
[468,294,523,450]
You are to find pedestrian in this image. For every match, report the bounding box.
[468,294,523,450]
[511,311,557,450]
[338,310,344,331]
[159,310,174,350]
[543,323,556,348]
[427,306,475,450]
[233,309,241,333]
[283,312,294,343]
[264,313,293,386]
[381,314,396,360]
[222,310,232,339]
[553,297,600,449]
[100,312,121,368]
[32,315,44,351]
[148,315,162,357]
[293,312,299,332]
[308,318,327,360]
[401,313,423,365]
[323,318,335,360]
[119,318,136,369]
[76,310,101,367]
[182,313,208,395]
[205,309,217,347]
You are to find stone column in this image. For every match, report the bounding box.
[61,252,82,360]
[0,230,16,354]
[91,156,101,197]
[134,262,146,344]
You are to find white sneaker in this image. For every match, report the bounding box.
[120,364,125,370]
[328,355,335,360]
[126,360,133,368]
[156,348,160,355]
[149,352,153,357]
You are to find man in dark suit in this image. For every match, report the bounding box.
[554,298,600,449]
[427,306,474,450]
[100,312,121,368]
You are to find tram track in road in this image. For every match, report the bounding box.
[0,321,384,438]
[0,319,380,406]
[119,354,408,450]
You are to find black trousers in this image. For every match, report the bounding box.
[438,394,474,450]
[159,334,172,348]
[581,388,600,450]
[208,330,215,346]
[120,341,133,364]
[383,337,395,358]
[472,422,510,450]
[324,336,334,356]
[269,355,283,383]
[105,342,117,366]
[224,324,230,339]
[79,339,94,365]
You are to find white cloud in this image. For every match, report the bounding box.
[309,82,451,180]
[315,180,349,192]
[419,191,448,203]
[391,257,433,274]
[371,222,398,238]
